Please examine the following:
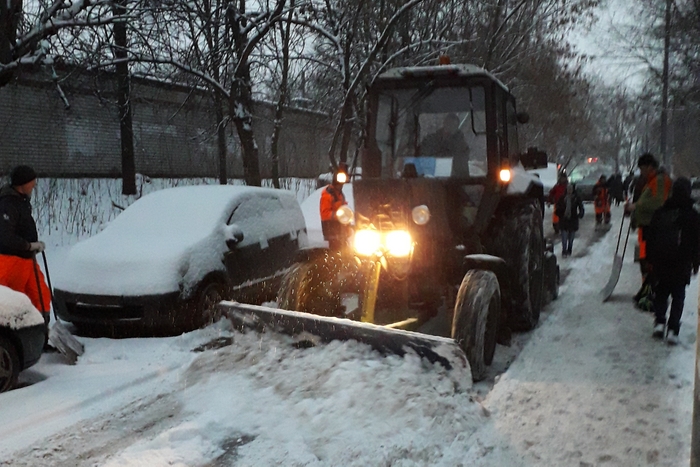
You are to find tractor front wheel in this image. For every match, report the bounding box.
[452,270,501,382]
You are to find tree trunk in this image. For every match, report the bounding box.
[113,0,136,195]
[270,1,294,189]
[215,95,228,184]
[0,0,21,86]
[230,71,261,186]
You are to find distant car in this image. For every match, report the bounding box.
[0,286,46,392]
[53,185,308,332]
[528,162,558,194]
[573,173,611,202]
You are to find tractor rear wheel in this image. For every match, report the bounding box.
[492,201,544,331]
[452,270,501,382]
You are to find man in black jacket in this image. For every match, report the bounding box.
[0,165,50,325]
[646,177,700,344]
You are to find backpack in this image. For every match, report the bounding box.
[648,208,683,265]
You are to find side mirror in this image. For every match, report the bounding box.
[521,147,548,170]
[225,225,244,249]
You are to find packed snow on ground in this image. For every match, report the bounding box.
[0,192,697,465]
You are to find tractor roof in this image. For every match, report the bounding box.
[376,64,509,92]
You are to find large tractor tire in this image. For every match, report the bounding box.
[492,201,545,331]
[452,270,501,382]
[278,252,355,317]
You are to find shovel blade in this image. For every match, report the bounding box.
[601,255,624,302]
[49,321,84,365]
[220,301,468,371]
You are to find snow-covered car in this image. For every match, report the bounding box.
[53,185,308,332]
[0,286,46,392]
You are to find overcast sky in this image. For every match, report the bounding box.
[569,0,648,91]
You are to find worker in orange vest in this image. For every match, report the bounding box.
[625,153,673,307]
[548,173,568,233]
[0,166,51,325]
[593,175,611,230]
[320,163,350,250]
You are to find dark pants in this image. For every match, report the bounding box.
[653,278,686,333]
[561,229,574,254]
[322,220,348,251]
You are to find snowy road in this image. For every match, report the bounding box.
[0,204,696,466]
[465,204,696,466]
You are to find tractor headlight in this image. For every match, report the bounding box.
[499,169,512,183]
[386,230,413,257]
[336,205,354,225]
[353,229,413,257]
[411,205,430,225]
[354,230,382,256]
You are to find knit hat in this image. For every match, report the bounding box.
[10,165,37,187]
[637,153,658,169]
[672,176,692,199]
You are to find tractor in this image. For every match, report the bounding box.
[223,63,559,382]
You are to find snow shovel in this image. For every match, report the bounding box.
[601,216,633,302]
[33,251,84,364]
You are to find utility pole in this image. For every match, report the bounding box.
[659,0,671,169]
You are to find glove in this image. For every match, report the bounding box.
[29,241,45,253]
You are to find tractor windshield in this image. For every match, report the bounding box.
[373,85,487,179]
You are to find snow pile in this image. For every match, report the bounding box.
[102,329,485,466]
[0,285,45,329]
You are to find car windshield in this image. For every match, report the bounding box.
[373,84,487,179]
[102,185,245,243]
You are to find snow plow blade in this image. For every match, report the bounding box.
[220,301,468,371]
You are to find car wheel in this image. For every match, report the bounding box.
[195,281,225,328]
[0,336,20,393]
[451,270,500,382]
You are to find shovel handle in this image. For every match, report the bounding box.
[40,251,58,320]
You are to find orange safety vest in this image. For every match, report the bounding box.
[0,254,51,314]
[637,172,672,260]
[320,184,346,222]
[593,183,610,215]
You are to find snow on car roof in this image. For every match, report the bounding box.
[53,185,299,296]
[0,285,45,329]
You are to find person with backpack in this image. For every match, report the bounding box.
[608,173,625,206]
[555,183,585,257]
[646,177,700,344]
[625,153,672,309]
